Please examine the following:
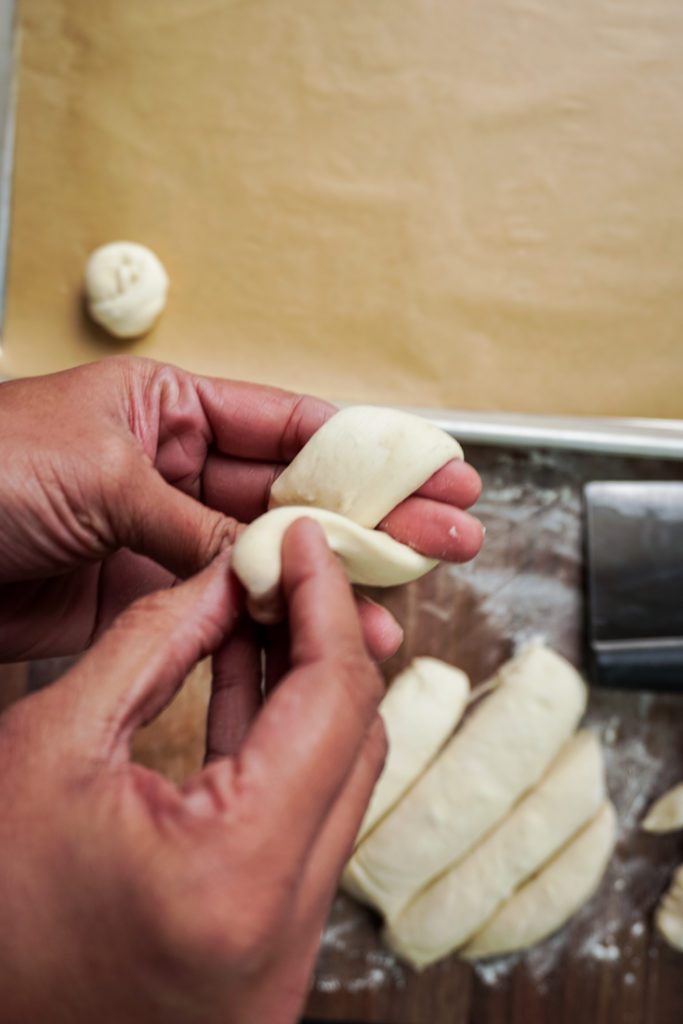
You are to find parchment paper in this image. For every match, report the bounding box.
[3,0,683,415]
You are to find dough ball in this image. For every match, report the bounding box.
[84,241,168,338]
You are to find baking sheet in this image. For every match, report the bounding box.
[3,0,683,416]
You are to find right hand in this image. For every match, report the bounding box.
[0,519,387,1024]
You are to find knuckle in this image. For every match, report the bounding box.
[185,762,236,817]
[202,510,239,562]
[94,354,154,405]
[102,353,146,376]
[99,434,142,486]
[280,394,333,462]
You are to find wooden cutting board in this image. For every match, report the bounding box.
[3,443,682,1023]
[305,444,683,1024]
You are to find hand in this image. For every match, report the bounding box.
[0,521,388,1024]
[0,356,482,660]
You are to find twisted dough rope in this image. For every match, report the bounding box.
[232,406,463,623]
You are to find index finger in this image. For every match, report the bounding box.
[194,376,335,461]
[232,518,384,859]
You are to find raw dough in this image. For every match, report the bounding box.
[84,241,168,338]
[270,405,463,527]
[385,730,605,968]
[233,405,463,622]
[343,644,588,920]
[355,658,470,847]
[232,505,437,623]
[655,863,683,953]
[461,800,618,960]
[642,782,683,833]
[643,785,683,953]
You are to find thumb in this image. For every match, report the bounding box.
[54,551,242,758]
[115,453,241,578]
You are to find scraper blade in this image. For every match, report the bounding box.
[584,481,683,692]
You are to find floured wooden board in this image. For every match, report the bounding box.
[305,444,683,1024]
[3,0,683,416]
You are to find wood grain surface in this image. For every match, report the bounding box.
[305,445,683,1024]
[1,444,682,1024]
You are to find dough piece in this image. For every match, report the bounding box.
[232,505,437,623]
[642,782,683,833]
[355,658,470,847]
[344,644,588,920]
[461,800,618,959]
[385,730,605,968]
[655,863,683,952]
[85,241,169,338]
[234,404,463,621]
[269,406,463,528]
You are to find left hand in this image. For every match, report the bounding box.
[0,355,482,661]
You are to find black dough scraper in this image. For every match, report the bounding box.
[584,480,683,692]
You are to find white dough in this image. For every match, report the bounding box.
[642,783,683,952]
[642,782,683,833]
[269,405,463,528]
[85,241,168,338]
[233,404,463,622]
[232,505,437,623]
[355,658,470,846]
[655,863,683,953]
[461,800,617,959]
[344,644,588,921]
[385,730,605,968]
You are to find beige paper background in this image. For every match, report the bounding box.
[2,0,683,414]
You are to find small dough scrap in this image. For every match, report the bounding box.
[85,241,169,338]
[655,863,683,952]
[355,658,470,846]
[269,405,463,528]
[462,800,618,960]
[385,730,605,968]
[642,782,683,834]
[344,644,588,921]
[232,505,436,623]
